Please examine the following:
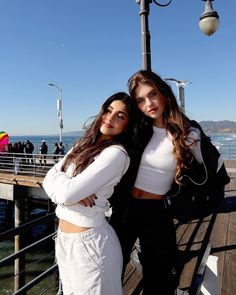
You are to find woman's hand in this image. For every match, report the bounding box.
[78,194,97,207]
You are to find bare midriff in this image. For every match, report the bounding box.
[59,219,92,233]
[132,187,163,200]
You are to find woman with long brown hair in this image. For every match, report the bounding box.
[43,91,139,295]
[109,70,228,295]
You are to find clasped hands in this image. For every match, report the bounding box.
[78,194,97,207]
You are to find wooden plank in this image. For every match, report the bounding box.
[123,269,142,295]
[176,216,213,290]
[225,175,236,191]
[122,262,143,295]
[222,210,236,295]
[177,221,200,289]
[190,243,212,295]
[0,173,43,188]
[176,222,192,245]
[209,195,236,295]
[210,214,228,294]
[224,160,236,168]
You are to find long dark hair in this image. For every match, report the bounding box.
[61,92,139,176]
[128,70,196,184]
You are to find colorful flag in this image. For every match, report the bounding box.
[0,131,9,152]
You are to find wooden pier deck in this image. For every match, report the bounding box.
[0,159,236,294]
[122,160,236,295]
[121,195,236,295]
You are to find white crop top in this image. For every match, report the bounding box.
[43,145,130,227]
[134,125,223,195]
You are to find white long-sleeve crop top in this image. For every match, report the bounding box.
[43,145,130,227]
[134,126,223,195]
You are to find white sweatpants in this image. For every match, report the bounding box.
[55,222,123,295]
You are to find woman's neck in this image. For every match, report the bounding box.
[153,121,165,128]
[153,117,164,128]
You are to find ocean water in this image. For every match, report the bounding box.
[209,133,236,146]
[9,135,79,154]
[208,133,236,160]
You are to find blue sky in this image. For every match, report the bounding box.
[1,0,235,136]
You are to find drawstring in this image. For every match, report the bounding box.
[52,231,58,241]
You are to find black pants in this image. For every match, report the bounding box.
[110,198,178,295]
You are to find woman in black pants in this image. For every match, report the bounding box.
[109,70,228,295]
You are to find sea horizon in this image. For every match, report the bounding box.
[6,132,236,158]
[8,134,80,154]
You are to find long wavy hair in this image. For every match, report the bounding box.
[128,70,196,184]
[61,92,139,176]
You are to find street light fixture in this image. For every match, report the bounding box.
[48,83,63,143]
[136,0,220,70]
[199,0,219,36]
[165,78,192,114]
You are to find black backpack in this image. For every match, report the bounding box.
[165,121,230,223]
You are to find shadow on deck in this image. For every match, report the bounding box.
[122,193,236,295]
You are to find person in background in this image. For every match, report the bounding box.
[13,142,21,174]
[53,143,60,163]
[39,140,48,166]
[59,142,65,155]
[25,139,34,164]
[17,141,24,153]
[108,70,229,295]
[8,142,14,153]
[43,92,139,295]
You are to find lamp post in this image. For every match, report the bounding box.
[165,78,192,114]
[48,83,63,143]
[136,0,220,70]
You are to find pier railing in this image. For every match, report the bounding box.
[0,212,58,294]
[218,145,236,160]
[0,145,235,179]
[0,152,63,177]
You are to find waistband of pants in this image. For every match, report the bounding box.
[58,219,91,233]
[56,222,110,241]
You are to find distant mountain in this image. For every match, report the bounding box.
[199,120,236,134]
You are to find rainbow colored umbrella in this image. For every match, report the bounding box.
[0,131,9,152]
